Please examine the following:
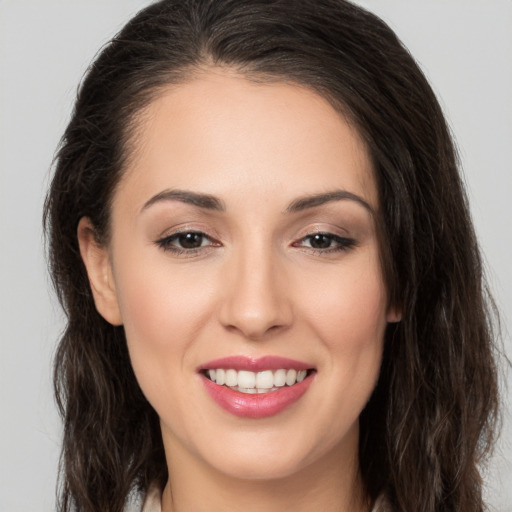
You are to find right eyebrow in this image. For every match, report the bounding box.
[141,189,225,213]
[285,190,374,216]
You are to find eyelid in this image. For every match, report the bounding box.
[292,223,349,242]
[295,233,355,247]
[291,226,357,254]
[155,228,221,256]
[153,223,356,257]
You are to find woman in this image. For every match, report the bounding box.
[43,1,500,511]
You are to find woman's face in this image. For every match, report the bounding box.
[81,71,399,481]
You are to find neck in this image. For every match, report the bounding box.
[160,428,369,512]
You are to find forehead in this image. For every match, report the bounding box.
[115,70,377,211]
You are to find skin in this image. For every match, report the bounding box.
[78,70,400,512]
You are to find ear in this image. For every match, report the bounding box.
[77,217,123,326]
[386,304,402,323]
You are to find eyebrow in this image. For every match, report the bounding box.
[141,188,373,215]
[141,189,225,212]
[285,190,374,215]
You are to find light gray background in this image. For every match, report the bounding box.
[0,1,510,510]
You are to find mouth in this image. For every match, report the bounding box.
[198,356,316,418]
[201,368,314,394]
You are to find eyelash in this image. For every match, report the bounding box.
[155,230,219,255]
[155,231,356,256]
[293,232,357,253]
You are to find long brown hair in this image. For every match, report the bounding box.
[44,1,500,511]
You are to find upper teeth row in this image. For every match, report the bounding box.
[207,369,307,389]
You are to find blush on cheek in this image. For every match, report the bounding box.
[308,278,387,342]
[117,268,218,393]
[118,266,204,335]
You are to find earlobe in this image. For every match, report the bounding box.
[77,217,123,326]
[386,304,402,323]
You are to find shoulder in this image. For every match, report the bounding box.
[130,485,389,512]
[124,483,162,512]
[140,484,162,512]
[141,484,162,512]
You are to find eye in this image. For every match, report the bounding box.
[155,230,219,254]
[173,232,208,249]
[294,232,356,253]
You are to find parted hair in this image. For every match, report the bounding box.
[44,1,500,511]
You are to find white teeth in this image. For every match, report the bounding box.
[209,368,311,390]
[237,370,256,388]
[274,369,286,387]
[256,370,274,389]
[216,369,225,386]
[232,386,280,394]
[296,370,307,382]
[285,369,297,386]
[225,369,237,387]
[237,387,257,394]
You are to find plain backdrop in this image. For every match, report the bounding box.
[0,1,510,510]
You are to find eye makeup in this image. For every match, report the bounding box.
[292,232,357,254]
[144,189,374,260]
[155,230,221,256]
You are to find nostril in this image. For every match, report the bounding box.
[221,319,290,342]
[218,264,293,339]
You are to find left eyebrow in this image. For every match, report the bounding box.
[141,189,225,212]
[285,190,374,215]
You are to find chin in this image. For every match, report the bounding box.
[196,425,352,482]
[210,450,311,482]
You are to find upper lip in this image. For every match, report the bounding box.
[198,355,314,373]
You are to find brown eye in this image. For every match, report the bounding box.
[293,232,357,253]
[156,230,217,254]
[308,234,333,249]
[177,232,205,249]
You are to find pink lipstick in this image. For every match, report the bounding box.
[198,356,315,418]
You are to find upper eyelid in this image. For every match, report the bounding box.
[293,225,350,238]
[157,230,217,244]
[154,225,355,246]
[156,225,217,240]
[300,231,348,239]
[155,231,219,257]
[162,228,209,237]
[295,232,355,244]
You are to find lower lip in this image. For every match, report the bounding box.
[201,373,314,418]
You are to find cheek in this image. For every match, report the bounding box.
[111,252,217,394]
[301,253,389,353]
[295,251,388,418]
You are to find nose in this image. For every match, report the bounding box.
[218,244,293,340]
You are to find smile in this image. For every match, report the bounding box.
[204,368,309,393]
[199,356,316,418]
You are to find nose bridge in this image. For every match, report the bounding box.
[219,236,292,339]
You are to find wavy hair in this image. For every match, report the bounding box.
[44,1,500,511]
